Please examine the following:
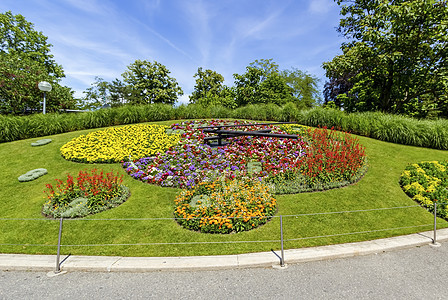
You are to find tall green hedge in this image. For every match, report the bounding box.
[1,103,448,150]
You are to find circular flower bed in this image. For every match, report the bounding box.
[400,161,448,218]
[124,120,367,193]
[60,124,180,163]
[42,169,130,218]
[174,178,277,233]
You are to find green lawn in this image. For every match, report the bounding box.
[1,120,447,257]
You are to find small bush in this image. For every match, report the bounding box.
[400,161,448,219]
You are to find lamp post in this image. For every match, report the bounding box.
[38,81,52,114]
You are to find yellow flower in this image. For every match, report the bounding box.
[60,124,181,163]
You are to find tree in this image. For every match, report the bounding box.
[234,59,320,107]
[281,68,321,108]
[0,11,75,114]
[258,72,295,105]
[233,66,265,106]
[189,68,236,108]
[189,67,225,105]
[323,0,448,117]
[249,58,280,81]
[47,84,77,111]
[122,60,183,105]
[79,77,109,110]
[0,53,50,114]
[108,78,130,107]
[0,11,64,78]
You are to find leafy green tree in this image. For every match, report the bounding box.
[234,59,320,107]
[0,53,76,114]
[258,72,295,105]
[122,60,183,105]
[79,77,109,110]
[0,11,64,78]
[233,66,265,106]
[108,78,130,107]
[0,11,75,114]
[47,84,77,111]
[189,67,236,108]
[281,68,321,108]
[323,0,448,117]
[0,53,50,114]
[190,67,224,103]
[234,66,295,107]
[249,58,280,81]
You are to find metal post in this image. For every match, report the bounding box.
[280,215,285,267]
[43,92,46,115]
[55,217,63,273]
[433,201,437,245]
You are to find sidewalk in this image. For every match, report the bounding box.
[1,228,447,273]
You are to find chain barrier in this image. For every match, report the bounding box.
[0,204,444,271]
[0,204,426,222]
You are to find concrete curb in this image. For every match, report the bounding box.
[1,228,447,273]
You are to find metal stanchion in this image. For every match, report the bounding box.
[433,201,437,245]
[280,215,285,267]
[48,218,67,276]
[55,217,63,273]
[431,201,441,247]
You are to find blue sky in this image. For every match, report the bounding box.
[1,0,344,104]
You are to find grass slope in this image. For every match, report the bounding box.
[0,120,447,257]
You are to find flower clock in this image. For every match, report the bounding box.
[123,120,367,194]
[59,120,368,230]
[400,161,448,219]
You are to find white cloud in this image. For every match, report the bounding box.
[61,0,113,15]
[177,94,190,106]
[308,0,335,15]
[129,17,197,63]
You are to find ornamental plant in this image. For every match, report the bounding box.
[174,178,277,234]
[301,126,367,185]
[42,169,130,218]
[60,124,180,163]
[400,161,448,219]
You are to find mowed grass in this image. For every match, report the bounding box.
[1,119,447,257]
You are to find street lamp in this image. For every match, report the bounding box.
[38,81,52,114]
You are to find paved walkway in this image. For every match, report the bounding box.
[1,228,446,273]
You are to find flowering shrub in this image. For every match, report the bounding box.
[124,120,367,194]
[400,161,448,218]
[174,178,277,233]
[42,169,130,218]
[60,124,180,163]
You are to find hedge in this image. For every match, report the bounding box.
[1,103,448,150]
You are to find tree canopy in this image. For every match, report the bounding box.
[233,59,320,108]
[323,0,448,118]
[0,11,64,78]
[122,60,183,105]
[81,60,183,108]
[0,11,75,114]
